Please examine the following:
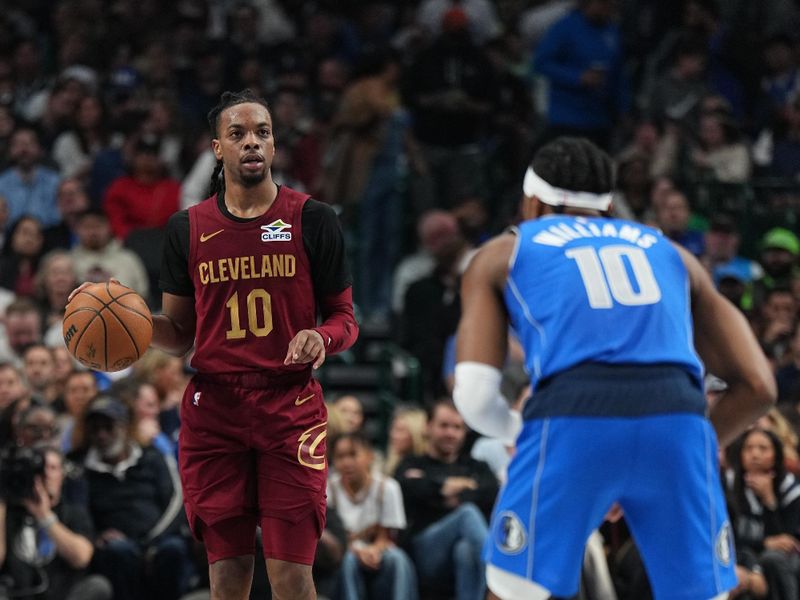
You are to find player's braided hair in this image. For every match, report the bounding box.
[206,89,271,197]
[531,137,615,196]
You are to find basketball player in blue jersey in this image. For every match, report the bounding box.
[453,137,776,600]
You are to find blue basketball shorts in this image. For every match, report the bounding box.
[484,414,736,600]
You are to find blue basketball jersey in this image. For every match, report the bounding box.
[505,215,703,390]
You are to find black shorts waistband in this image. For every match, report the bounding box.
[524,363,706,420]
[193,369,312,389]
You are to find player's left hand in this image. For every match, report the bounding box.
[284,329,326,369]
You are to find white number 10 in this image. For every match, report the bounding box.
[565,245,661,309]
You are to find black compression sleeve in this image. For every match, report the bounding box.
[302,200,353,296]
[158,210,193,296]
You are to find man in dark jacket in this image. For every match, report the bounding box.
[395,398,498,600]
[71,396,190,600]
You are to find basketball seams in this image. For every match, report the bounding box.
[106,284,154,325]
[63,305,101,321]
[70,312,100,355]
[66,291,110,363]
[80,289,113,307]
[78,285,153,325]
[111,300,153,326]
[64,283,152,372]
[105,303,143,360]
[100,312,108,372]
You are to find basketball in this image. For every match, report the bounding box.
[62,281,153,372]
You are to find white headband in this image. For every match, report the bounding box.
[523,167,612,211]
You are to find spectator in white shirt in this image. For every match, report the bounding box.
[327,432,418,600]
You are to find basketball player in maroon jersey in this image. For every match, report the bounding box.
[72,89,358,599]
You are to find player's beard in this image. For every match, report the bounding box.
[238,165,268,188]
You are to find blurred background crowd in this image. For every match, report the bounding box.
[2,0,800,598]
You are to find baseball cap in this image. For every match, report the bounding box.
[714,263,748,285]
[86,396,129,423]
[762,227,800,256]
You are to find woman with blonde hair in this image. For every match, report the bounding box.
[383,405,426,476]
[132,348,187,410]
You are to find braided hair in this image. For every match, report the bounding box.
[531,137,615,199]
[206,89,272,197]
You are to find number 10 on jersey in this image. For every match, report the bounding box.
[566,245,661,309]
[226,289,273,339]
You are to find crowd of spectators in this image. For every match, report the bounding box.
[3,0,800,598]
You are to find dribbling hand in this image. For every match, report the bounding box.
[67,278,122,304]
[284,329,326,369]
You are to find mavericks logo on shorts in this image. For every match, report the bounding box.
[715,521,733,566]
[495,511,527,555]
[261,219,292,242]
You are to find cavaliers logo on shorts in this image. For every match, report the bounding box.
[297,422,327,470]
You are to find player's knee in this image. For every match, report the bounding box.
[268,561,314,599]
[209,555,254,600]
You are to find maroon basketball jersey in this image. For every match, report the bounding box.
[188,187,315,374]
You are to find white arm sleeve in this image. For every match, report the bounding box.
[453,362,522,446]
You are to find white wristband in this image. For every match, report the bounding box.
[454,362,523,446]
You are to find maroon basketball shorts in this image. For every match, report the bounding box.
[179,371,327,564]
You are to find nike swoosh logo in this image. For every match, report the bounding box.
[295,393,314,406]
[200,229,224,242]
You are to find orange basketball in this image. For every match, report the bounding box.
[62,281,153,372]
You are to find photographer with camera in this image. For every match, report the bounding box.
[0,446,112,600]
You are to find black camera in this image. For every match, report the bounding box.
[0,447,45,505]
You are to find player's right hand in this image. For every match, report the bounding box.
[284,329,326,369]
[67,278,121,303]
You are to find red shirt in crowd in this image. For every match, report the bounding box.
[103,176,181,239]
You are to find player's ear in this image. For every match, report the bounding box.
[211,138,222,161]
